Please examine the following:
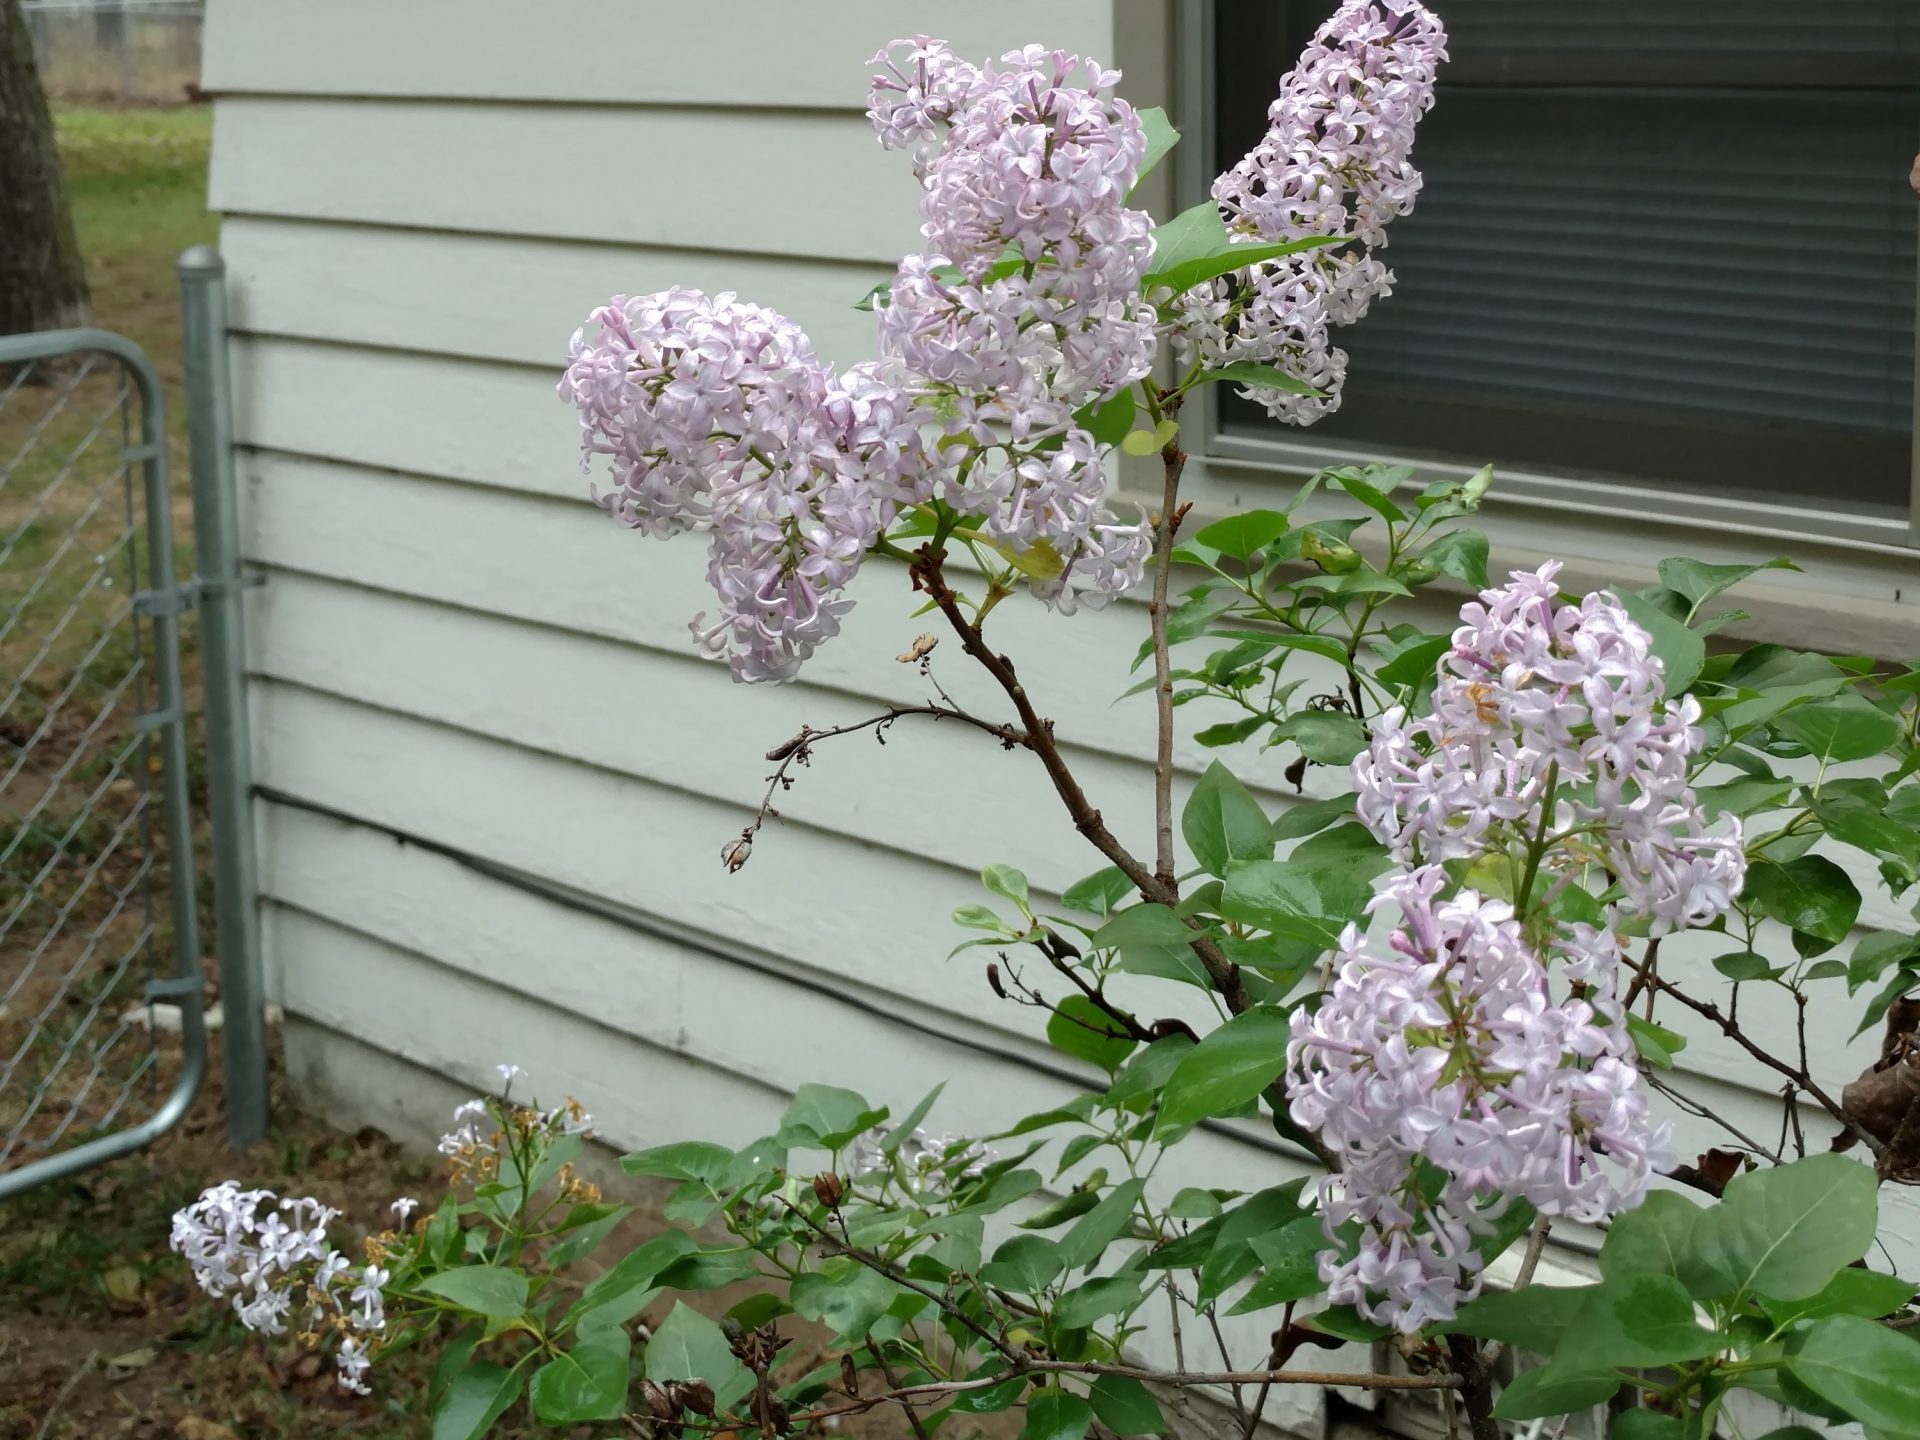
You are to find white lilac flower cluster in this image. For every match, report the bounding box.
[868,40,1159,612]
[1171,0,1447,422]
[847,1124,994,1195]
[1286,566,1744,1333]
[168,1181,391,1394]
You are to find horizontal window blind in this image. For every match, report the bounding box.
[1212,1,1919,516]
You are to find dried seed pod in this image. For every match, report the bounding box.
[672,1379,717,1417]
[811,1171,846,1208]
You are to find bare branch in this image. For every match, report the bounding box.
[1149,429,1189,893]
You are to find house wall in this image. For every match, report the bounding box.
[200,3,1917,1429]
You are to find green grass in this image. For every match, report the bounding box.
[54,104,218,392]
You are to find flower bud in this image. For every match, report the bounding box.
[811,1171,846,1208]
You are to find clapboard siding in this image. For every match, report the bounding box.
[221,219,888,370]
[201,1,1119,108]
[209,99,921,264]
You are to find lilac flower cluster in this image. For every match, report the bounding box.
[1355,561,1746,933]
[560,291,928,681]
[169,1181,390,1394]
[1288,871,1665,1332]
[870,40,1158,613]
[1286,566,1741,1332]
[1170,0,1446,422]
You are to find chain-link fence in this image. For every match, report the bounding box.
[0,329,204,1197]
[24,0,203,106]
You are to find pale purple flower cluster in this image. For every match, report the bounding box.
[169,1181,389,1394]
[1170,0,1446,421]
[870,41,1159,612]
[1288,871,1668,1332]
[560,290,929,680]
[1354,562,1746,934]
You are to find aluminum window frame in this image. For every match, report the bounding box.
[1172,0,1920,554]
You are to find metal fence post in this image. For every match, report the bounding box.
[178,245,268,1150]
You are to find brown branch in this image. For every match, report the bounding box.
[914,544,1253,1017]
[1149,426,1188,893]
[1446,1338,1503,1440]
[1620,952,1885,1159]
[867,1340,933,1440]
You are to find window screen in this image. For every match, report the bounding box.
[1211,1,1920,518]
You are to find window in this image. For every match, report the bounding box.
[1207,2,1920,527]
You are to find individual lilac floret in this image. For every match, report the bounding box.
[1286,868,1669,1332]
[1169,0,1447,421]
[1352,562,1746,933]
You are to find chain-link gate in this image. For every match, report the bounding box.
[0,327,205,1199]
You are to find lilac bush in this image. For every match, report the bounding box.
[183,6,1920,1437]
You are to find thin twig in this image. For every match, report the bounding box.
[34,1349,97,1440]
[1149,434,1186,892]
[868,1340,934,1440]
[1481,1217,1551,1366]
[1620,952,1885,1157]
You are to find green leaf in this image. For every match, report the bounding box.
[1658,556,1800,616]
[1076,387,1136,447]
[416,1265,529,1319]
[1490,1364,1621,1421]
[1785,1314,1920,1432]
[1612,1410,1687,1440]
[1017,1188,1103,1230]
[1194,509,1289,560]
[1812,784,1920,886]
[1626,1013,1687,1070]
[1332,471,1407,523]
[1089,1375,1167,1436]
[1141,200,1342,296]
[1271,793,1356,842]
[622,1141,735,1185]
[530,1330,632,1424]
[1857,968,1920,1039]
[1132,591,1241,671]
[1198,361,1319,398]
[433,1361,525,1440]
[1713,951,1777,982]
[1617,588,1706,696]
[982,863,1031,909]
[1448,1283,1586,1352]
[1093,904,1209,989]
[981,1234,1065,1293]
[1047,995,1137,1074]
[1227,1216,1326,1314]
[1850,932,1920,992]
[1745,857,1861,950]
[1061,866,1135,919]
[780,1084,884,1149]
[1417,529,1490,590]
[1058,1178,1147,1272]
[1021,1386,1095,1440]
[1775,694,1904,762]
[1156,1007,1291,1136]
[1129,107,1180,197]
[1207,628,1351,666]
[1565,1273,1723,1368]
[1183,760,1275,876]
[1055,1274,1146,1328]
[645,1301,748,1392]
[545,1203,636,1268]
[882,1084,945,1156]
[568,1231,698,1333]
[1374,633,1451,692]
[655,1249,760,1291]
[1599,1190,1709,1291]
[1220,855,1375,948]
[1762,1268,1914,1326]
[1691,1153,1879,1302]
[790,1263,900,1343]
[1121,426,1166,457]
[1286,711,1368,765]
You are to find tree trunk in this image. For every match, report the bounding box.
[0,0,91,337]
